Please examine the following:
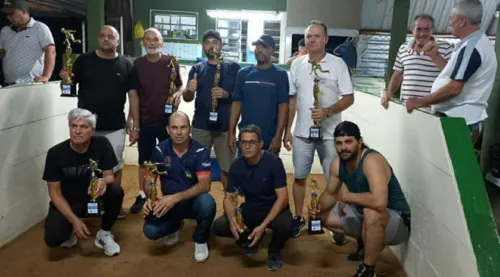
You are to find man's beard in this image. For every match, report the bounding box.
[339,149,358,162]
[146,48,160,55]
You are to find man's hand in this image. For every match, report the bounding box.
[381,88,392,109]
[94,178,107,198]
[35,75,50,83]
[153,194,179,217]
[338,202,346,217]
[311,107,328,122]
[128,129,139,146]
[341,192,353,205]
[212,87,228,98]
[59,69,72,80]
[248,224,266,247]
[269,136,281,153]
[173,91,183,107]
[283,132,293,151]
[142,199,153,215]
[72,218,91,239]
[229,216,242,239]
[422,40,438,57]
[406,97,424,113]
[188,73,198,92]
[228,133,237,154]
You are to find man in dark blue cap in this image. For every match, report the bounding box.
[228,34,289,155]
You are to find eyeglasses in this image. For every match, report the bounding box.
[240,140,260,147]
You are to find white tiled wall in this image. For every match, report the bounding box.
[0,83,77,247]
[343,92,479,277]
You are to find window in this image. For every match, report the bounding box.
[150,10,198,40]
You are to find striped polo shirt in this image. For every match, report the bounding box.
[393,39,453,100]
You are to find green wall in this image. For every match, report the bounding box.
[132,0,287,56]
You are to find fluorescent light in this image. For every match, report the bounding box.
[207,9,283,21]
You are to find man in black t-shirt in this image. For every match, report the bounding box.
[43,108,125,257]
[212,124,293,271]
[59,25,140,219]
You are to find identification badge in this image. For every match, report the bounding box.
[310,219,322,231]
[209,111,218,122]
[87,202,99,215]
[165,104,173,114]
[309,127,320,138]
[62,84,71,95]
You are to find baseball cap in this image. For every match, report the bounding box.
[252,34,276,49]
[202,29,221,42]
[2,0,29,13]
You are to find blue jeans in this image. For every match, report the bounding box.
[143,193,216,243]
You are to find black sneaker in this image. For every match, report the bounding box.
[352,263,376,277]
[267,252,282,271]
[347,238,365,262]
[331,231,347,245]
[130,195,147,214]
[291,216,305,238]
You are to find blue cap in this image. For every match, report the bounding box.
[252,34,276,49]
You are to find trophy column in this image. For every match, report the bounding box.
[233,189,252,248]
[209,52,224,125]
[86,159,103,217]
[60,28,81,97]
[165,55,179,116]
[308,178,325,235]
[143,161,167,221]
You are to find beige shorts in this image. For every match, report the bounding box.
[94,128,126,173]
[191,128,234,172]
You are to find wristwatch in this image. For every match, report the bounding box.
[132,127,140,131]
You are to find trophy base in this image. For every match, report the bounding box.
[309,126,322,141]
[86,201,101,217]
[307,217,325,235]
[60,84,77,97]
[144,211,159,221]
[236,228,252,248]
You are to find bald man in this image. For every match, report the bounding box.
[129,27,184,214]
[142,111,215,263]
[59,25,140,219]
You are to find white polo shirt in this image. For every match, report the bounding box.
[289,53,354,139]
[0,17,54,83]
[430,30,497,125]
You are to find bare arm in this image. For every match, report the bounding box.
[175,174,211,202]
[318,157,343,214]
[419,80,464,107]
[327,94,354,115]
[260,187,289,228]
[223,191,237,220]
[47,181,79,224]
[276,103,289,139]
[229,101,242,135]
[127,89,140,126]
[285,95,297,134]
[342,153,389,212]
[42,45,56,79]
[386,71,403,98]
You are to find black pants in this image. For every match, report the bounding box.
[44,183,124,247]
[212,204,293,253]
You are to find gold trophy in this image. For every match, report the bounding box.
[87,159,102,217]
[308,178,324,235]
[165,54,179,115]
[60,28,81,97]
[143,161,167,221]
[233,188,251,248]
[209,51,224,123]
[308,62,329,140]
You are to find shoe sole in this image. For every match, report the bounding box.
[94,241,120,257]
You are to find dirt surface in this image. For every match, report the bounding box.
[0,165,407,277]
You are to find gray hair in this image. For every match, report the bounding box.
[238,124,262,141]
[68,108,97,129]
[144,28,163,41]
[452,0,483,25]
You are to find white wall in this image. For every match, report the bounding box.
[343,92,479,277]
[0,83,77,247]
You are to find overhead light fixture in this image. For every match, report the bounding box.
[206,9,283,21]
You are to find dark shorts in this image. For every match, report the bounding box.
[138,122,170,164]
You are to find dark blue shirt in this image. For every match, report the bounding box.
[187,59,240,132]
[233,65,289,148]
[151,138,211,195]
[227,151,287,210]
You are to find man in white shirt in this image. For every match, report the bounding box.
[406,0,496,144]
[284,20,354,240]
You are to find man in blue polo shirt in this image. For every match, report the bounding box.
[183,29,240,190]
[142,111,216,263]
[212,124,293,271]
[228,34,289,154]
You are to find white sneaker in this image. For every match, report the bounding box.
[94,230,120,256]
[194,243,209,263]
[60,234,77,248]
[164,221,184,246]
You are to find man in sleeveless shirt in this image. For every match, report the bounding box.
[309,121,411,277]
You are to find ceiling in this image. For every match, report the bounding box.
[27,0,85,18]
[361,0,500,35]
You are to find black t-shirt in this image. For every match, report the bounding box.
[72,51,134,131]
[42,136,118,205]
